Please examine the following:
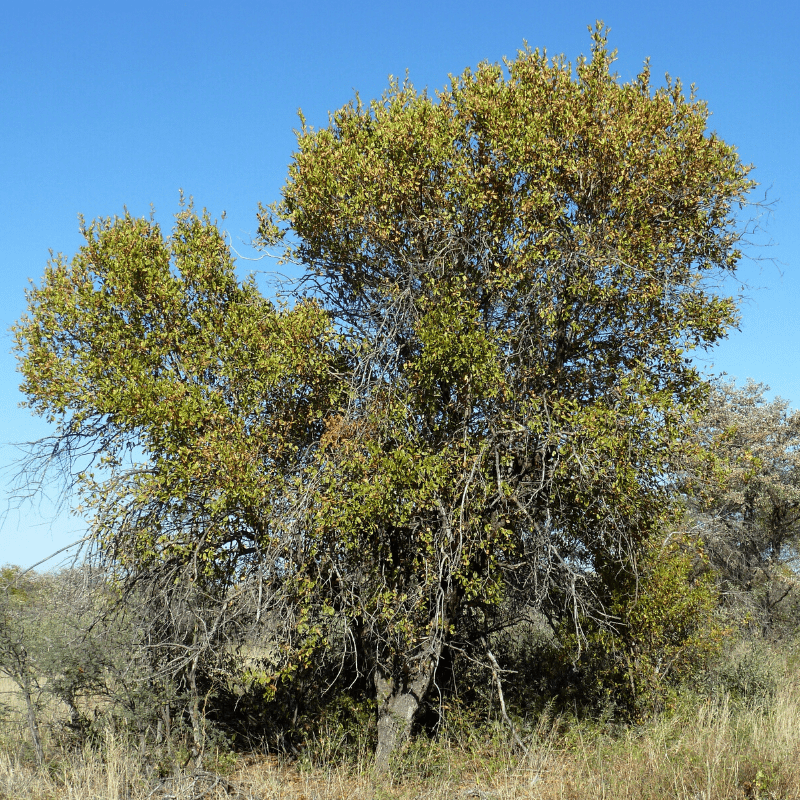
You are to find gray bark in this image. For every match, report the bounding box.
[187,655,204,767]
[21,672,43,767]
[373,657,437,776]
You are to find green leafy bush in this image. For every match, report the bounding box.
[567,534,725,719]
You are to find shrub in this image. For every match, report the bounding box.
[567,533,726,719]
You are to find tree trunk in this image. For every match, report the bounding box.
[187,656,204,768]
[21,673,44,768]
[373,656,437,777]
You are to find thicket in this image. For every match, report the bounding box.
[1,530,798,793]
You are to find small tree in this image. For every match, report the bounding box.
[689,380,800,634]
[0,566,48,765]
[568,534,723,718]
[260,25,753,769]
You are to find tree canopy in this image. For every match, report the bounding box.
[14,26,754,771]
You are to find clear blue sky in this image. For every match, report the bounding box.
[2,0,798,569]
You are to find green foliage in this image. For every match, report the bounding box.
[12,203,349,762]
[569,535,725,718]
[687,380,800,634]
[702,638,780,706]
[0,568,42,685]
[14,204,340,579]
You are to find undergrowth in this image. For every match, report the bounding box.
[2,656,800,800]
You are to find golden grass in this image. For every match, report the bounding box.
[2,681,800,799]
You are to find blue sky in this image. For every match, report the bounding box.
[2,0,798,568]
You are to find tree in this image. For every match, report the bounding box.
[257,25,753,770]
[0,566,47,765]
[0,564,133,750]
[14,26,753,773]
[688,380,800,634]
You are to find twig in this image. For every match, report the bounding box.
[15,536,92,580]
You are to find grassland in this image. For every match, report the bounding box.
[2,663,800,800]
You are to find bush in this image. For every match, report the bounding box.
[565,534,726,719]
[701,638,780,706]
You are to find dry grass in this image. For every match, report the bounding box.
[2,680,800,799]
[0,675,25,712]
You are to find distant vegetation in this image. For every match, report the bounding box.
[4,25,797,800]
